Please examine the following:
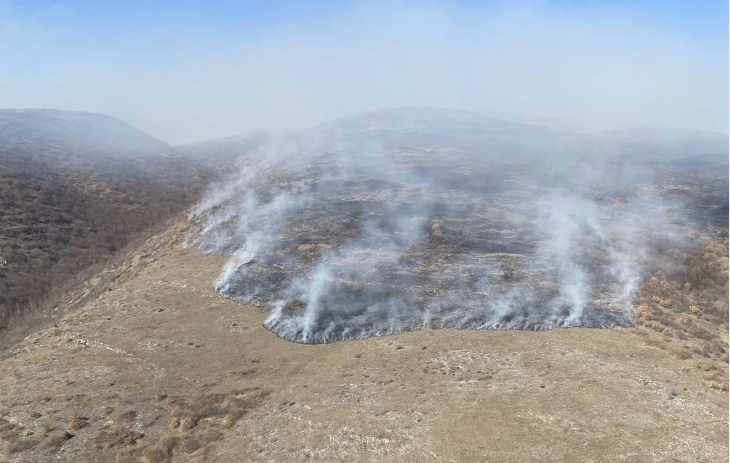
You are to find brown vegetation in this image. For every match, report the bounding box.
[633,235,729,391]
[113,389,267,463]
[94,428,145,448]
[65,412,89,433]
[0,114,214,340]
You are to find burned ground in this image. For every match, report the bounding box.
[188,110,728,344]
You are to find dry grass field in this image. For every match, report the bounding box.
[0,219,727,462]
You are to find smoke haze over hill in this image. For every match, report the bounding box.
[0,2,728,460]
[1,1,727,343]
[187,109,728,343]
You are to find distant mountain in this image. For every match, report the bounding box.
[176,108,573,171]
[0,109,214,329]
[177,108,729,168]
[175,130,287,170]
[0,109,169,157]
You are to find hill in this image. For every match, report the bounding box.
[0,109,214,333]
[178,108,729,168]
[185,108,728,344]
[0,219,726,462]
[175,130,287,172]
[0,109,169,155]
[0,108,726,461]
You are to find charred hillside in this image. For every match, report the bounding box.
[0,109,215,331]
[188,108,728,344]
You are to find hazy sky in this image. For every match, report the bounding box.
[1,0,727,144]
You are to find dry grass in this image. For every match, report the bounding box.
[136,440,175,463]
[0,138,214,344]
[708,381,730,392]
[93,428,145,449]
[166,389,267,433]
[0,225,727,462]
[1,418,34,454]
[7,438,41,454]
[672,348,693,360]
[633,235,729,392]
[112,389,268,462]
[64,412,88,433]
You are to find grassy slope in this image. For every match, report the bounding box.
[0,219,726,462]
[0,110,215,331]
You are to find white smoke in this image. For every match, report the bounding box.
[187,109,695,343]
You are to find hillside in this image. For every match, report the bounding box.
[0,109,169,155]
[0,219,726,462]
[178,108,730,168]
[185,109,728,344]
[0,108,727,462]
[0,109,214,333]
[175,130,287,172]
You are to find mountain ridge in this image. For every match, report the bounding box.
[0,108,171,157]
[177,107,729,168]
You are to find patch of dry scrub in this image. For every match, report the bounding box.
[65,412,89,433]
[633,235,729,391]
[1,417,40,455]
[94,428,145,449]
[114,388,268,463]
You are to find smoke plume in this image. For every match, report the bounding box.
[187,108,716,343]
